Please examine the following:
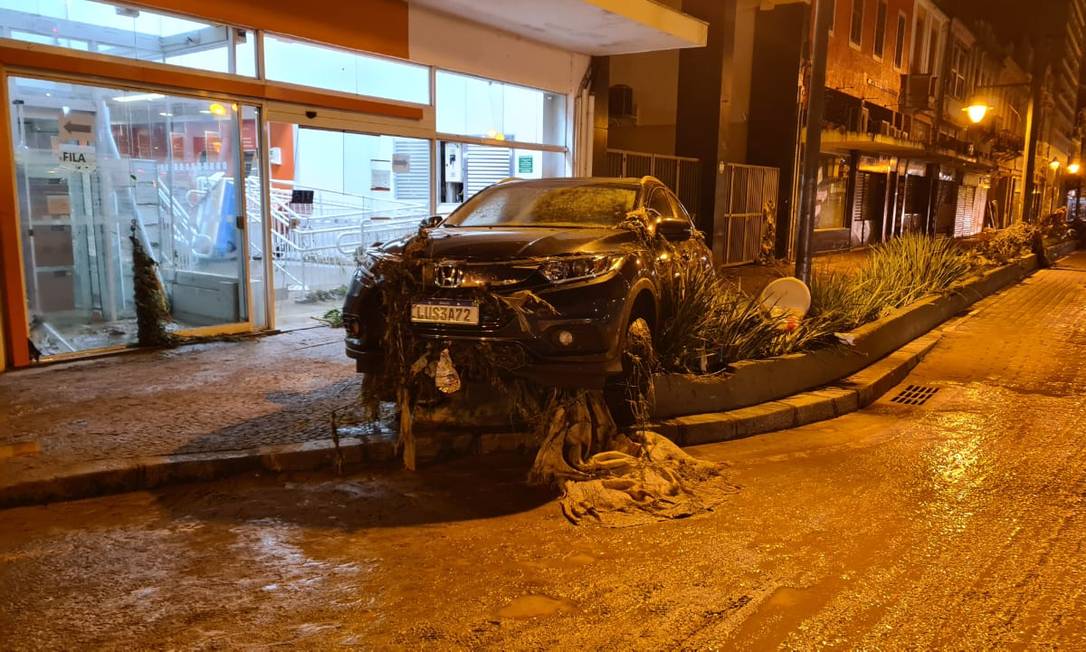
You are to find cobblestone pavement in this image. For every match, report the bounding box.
[0,327,360,482]
[1,252,1083,649]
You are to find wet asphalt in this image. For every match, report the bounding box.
[2,255,1085,650]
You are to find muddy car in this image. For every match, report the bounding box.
[342,176,710,389]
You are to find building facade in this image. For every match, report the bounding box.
[749,0,1082,256]
[0,0,707,370]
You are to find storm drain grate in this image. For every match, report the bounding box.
[891,384,940,405]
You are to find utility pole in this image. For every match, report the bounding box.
[794,0,835,284]
[925,18,953,235]
[1020,52,1046,223]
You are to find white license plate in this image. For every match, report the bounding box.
[410,302,480,326]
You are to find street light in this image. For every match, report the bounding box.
[964,103,992,124]
[1049,159,1061,171]
[1068,161,1081,175]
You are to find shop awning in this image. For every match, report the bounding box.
[821,131,999,172]
[409,0,708,55]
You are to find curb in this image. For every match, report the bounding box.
[0,431,537,510]
[655,329,942,447]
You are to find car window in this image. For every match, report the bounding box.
[674,194,693,222]
[445,182,639,228]
[647,188,677,220]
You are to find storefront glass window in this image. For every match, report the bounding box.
[265,123,432,330]
[0,0,255,75]
[436,71,567,147]
[9,76,256,356]
[263,35,430,105]
[815,156,850,230]
[437,141,565,214]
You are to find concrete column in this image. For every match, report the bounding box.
[589,56,610,177]
[744,1,808,259]
[675,0,738,234]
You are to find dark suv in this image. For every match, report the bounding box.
[342,176,709,389]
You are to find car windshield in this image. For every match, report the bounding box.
[444,181,639,228]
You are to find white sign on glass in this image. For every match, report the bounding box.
[58,144,96,172]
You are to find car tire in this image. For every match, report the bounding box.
[604,316,656,427]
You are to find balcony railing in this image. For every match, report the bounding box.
[937,133,976,158]
[822,88,920,143]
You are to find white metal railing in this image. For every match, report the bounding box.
[245,178,428,292]
[716,163,780,266]
[152,164,429,294]
[605,149,702,220]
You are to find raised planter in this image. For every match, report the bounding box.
[652,255,1039,419]
[1046,238,1078,262]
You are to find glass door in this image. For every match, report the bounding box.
[8,75,254,356]
[264,122,432,330]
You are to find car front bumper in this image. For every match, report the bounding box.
[345,271,632,388]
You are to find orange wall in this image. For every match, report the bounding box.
[128,0,409,59]
[826,0,914,112]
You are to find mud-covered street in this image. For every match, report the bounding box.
[3,258,1086,650]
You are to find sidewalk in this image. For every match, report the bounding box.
[1,328,367,491]
[0,251,875,505]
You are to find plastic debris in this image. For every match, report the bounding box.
[434,347,462,395]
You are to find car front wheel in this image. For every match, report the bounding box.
[604,316,657,426]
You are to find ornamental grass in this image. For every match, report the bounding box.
[655,232,975,374]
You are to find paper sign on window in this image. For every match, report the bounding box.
[58,144,96,172]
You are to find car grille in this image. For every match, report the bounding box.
[425,261,539,289]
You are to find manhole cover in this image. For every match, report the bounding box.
[890,384,940,406]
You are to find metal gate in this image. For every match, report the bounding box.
[716,163,779,266]
[605,149,701,220]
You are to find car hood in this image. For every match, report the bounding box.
[380,226,641,261]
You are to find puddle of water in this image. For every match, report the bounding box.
[497,595,575,620]
[728,582,841,648]
[566,552,595,566]
[0,440,41,459]
[764,586,811,609]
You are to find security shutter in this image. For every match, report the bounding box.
[464,145,513,199]
[392,139,430,201]
[852,172,869,224]
[954,185,977,237]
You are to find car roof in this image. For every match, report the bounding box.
[493,176,660,190]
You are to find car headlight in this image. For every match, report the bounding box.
[539,255,623,284]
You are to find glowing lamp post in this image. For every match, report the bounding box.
[964,103,991,124]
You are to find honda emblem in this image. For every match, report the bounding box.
[433,263,464,288]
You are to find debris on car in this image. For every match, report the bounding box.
[344,177,736,524]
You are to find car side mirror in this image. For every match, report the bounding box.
[420,215,444,229]
[657,217,694,242]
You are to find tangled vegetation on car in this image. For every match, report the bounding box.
[357,222,740,525]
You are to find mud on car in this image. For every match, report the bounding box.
[342,176,710,390]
